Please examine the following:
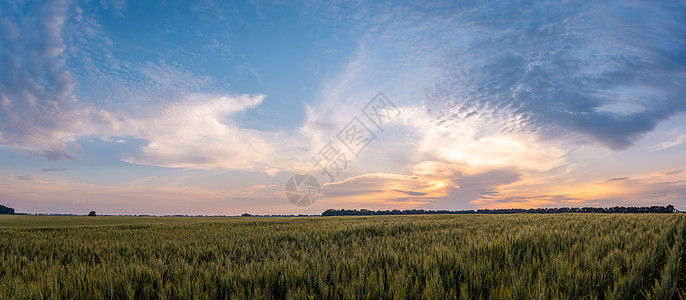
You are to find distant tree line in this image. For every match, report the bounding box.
[322,205,677,216]
[0,204,14,214]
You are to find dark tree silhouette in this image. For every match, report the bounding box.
[322,205,678,216]
[88,211,97,216]
[0,205,14,214]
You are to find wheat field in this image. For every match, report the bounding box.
[1,214,684,299]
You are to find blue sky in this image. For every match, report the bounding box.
[1,0,685,215]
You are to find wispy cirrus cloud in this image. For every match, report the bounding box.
[12,175,37,181]
[653,133,686,150]
[42,167,69,172]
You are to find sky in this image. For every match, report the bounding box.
[1,0,685,215]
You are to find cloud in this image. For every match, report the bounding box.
[415,116,566,173]
[72,198,88,204]
[317,158,526,210]
[392,190,428,196]
[3,0,685,214]
[0,0,121,160]
[263,168,280,176]
[654,133,686,150]
[0,0,76,158]
[100,0,127,14]
[476,194,578,208]
[42,167,69,172]
[12,175,37,181]
[450,169,522,203]
[300,1,686,210]
[423,1,686,150]
[474,167,686,209]
[663,170,684,176]
[3,0,296,172]
[118,93,296,172]
[0,1,317,173]
[320,172,449,208]
[0,0,308,173]
[297,5,580,209]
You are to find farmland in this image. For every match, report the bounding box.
[1,214,685,299]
